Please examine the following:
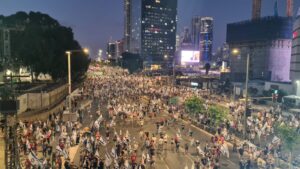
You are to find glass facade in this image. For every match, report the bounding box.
[200,17,213,63]
[141,0,177,62]
[227,16,292,43]
[191,16,201,50]
[130,0,141,54]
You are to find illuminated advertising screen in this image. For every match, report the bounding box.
[181,50,200,64]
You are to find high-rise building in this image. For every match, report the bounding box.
[200,17,213,63]
[124,0,131,52]
[124,0,142,54]
[291,8,300,95]
[107,42,116,60]
[175,34,180,51]
[116,40,124,58]
[227,16,292,82]
[106,40,124,61]
[124,0,177,62]
[0,28,11,64]
[227,0,294,83]
[180,27,193,49]
[191,16,201,50]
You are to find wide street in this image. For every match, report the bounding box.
[15,66,300,169]
[70,88,240,169]
[50,66,243,169]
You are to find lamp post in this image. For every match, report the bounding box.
[232,48,250,139]
[65,48,89,111]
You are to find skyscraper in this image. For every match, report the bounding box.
[124,0,142,54]
[124,0,131,52]
[142,0,177,62]
[200,17,213,63]
[291,8,300,95]
[191,16,201,50]
[124,0,177,62]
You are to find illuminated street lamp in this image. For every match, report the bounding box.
[232,48,240,55]
[66,48,89,111]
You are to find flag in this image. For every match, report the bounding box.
[111,148,116,158]
[86,141,92,153]
[56,145,68,159]
[94,150,100,159]
[99,136,107,146]
[272,136,280,144]
[105,152,112,166]
[28,151,42,166]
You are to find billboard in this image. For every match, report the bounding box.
[181,50,200,64]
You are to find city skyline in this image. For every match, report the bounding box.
[0,0,299,58]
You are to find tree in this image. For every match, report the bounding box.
[208,105,229,126]
[276,124,300,169]
[184,96,205,115]
[5,11,90,81]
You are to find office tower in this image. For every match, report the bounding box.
[227,17,292,82]
[200,17,213,63]
[291,8,300,95]
[124,0,177,62]
[107,42,116,60]
[124,0,131,52]
[191,16,201,50]
[227,1,294,82]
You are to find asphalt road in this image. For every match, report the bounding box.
[71,93,240,169]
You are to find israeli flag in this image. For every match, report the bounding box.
[94,150,100,159]
[56,145,69,159]
[28,151,42,167]
[99,136,107,146]
[111,147,117,158]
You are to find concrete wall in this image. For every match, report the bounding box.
[229,39,292,82]
[18,93,28,113]
[268,39,292,82]
[17,84,67,114]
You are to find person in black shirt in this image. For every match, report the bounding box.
[98,159,104,169]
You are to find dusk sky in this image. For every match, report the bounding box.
[0,0,299,58]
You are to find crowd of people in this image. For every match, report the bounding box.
[16,65,300,169]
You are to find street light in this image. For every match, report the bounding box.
[232,48,250,139]
[65,48,89,111]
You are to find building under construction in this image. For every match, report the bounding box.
[226,0,294,82]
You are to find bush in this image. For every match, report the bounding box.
[184,96,205,115]
[208,104,229,125]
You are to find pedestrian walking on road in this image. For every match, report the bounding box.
[185,143,189,154]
